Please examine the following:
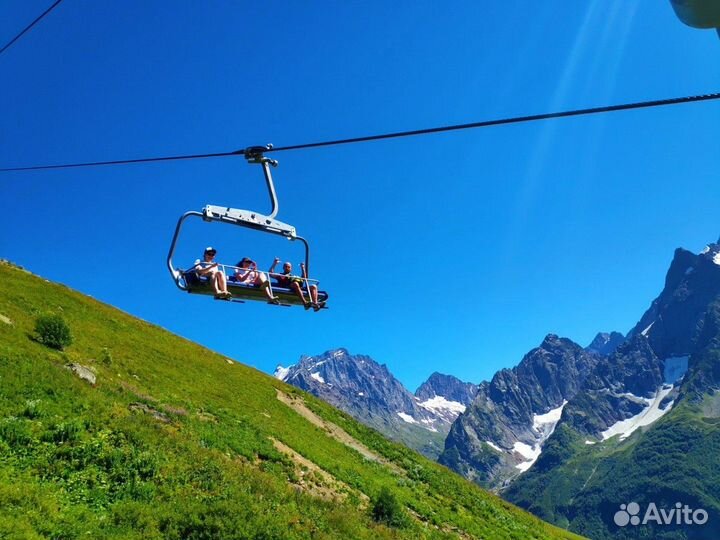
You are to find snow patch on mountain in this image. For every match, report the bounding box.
[601,386,674,441]
[641,321,655,336]
[418,418,439,432]
[701,244,720,265]
[397,412,416,424]
[419,396,466,414]
[274,365,292,381]
[663,356,689,384]
[501,401,569,473]
[486,441,503,453]
[478,402,567,475]
[513,442,542,472]
[533,401,567,434]
[310,372,325,384]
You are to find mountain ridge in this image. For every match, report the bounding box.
[501,239,720,539]
[275,350,476,458]
[438,333,599,486]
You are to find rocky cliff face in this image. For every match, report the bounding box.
[585,331,625,356]
[415,372,478,405]
[503,239,720,540]
[276,349,423,422]
[627,242,720,359]
[442,240,720,494]
[439,335,599,487]
[414,372,478,424]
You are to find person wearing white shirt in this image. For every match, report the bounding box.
[194,247,231,300]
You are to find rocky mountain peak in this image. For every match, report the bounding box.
[627,242,720,359]
[508,334,598,409]
[449,237,719,496]
[585,331,625,356]
[415,372,478,407]
[274,349,463,458]
[700,240,720,266]
[440,335,598,487]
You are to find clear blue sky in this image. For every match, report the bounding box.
[1,1,719,391]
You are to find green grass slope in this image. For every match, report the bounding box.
[0,262,581,540]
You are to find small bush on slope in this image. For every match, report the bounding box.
[34,313,72,350]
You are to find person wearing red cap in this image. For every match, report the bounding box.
[194,247,231,300]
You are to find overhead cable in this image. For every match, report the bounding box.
[1,91,719,173]
[0,0,64,57]
[268,92,720,153]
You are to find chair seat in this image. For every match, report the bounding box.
[183,271,328,305]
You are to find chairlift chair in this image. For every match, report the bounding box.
[166,145,329,307]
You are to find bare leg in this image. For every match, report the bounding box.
[216,272,228,293]
[214,272,231,298]
[290,282,309,305]
[257,274,276,301]
[210,272,221,294]
[309,284,325,311]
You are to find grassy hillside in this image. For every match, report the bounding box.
[0,261,581,540]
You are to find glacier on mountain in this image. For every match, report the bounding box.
[601,386,674,441]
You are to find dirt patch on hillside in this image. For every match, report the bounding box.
[275,389,402,474]
[271,437,368,504]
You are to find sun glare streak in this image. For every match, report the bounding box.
[572,0,640,199]
[501,1,602,257]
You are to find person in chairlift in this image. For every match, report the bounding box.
[234,257,279,304]
[193,247,231,300]
[269,257,324,311]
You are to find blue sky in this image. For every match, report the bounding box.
[1,1,719,392]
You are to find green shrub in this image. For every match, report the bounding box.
[372,487,409,528]
[34,314,73,350]
[21,400,44,419]
[0,419,33,447]
[101,347,112,365]
[42,421,81,444]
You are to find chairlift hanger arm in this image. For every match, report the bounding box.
[244,144,280,220]
[190,143,294,237]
